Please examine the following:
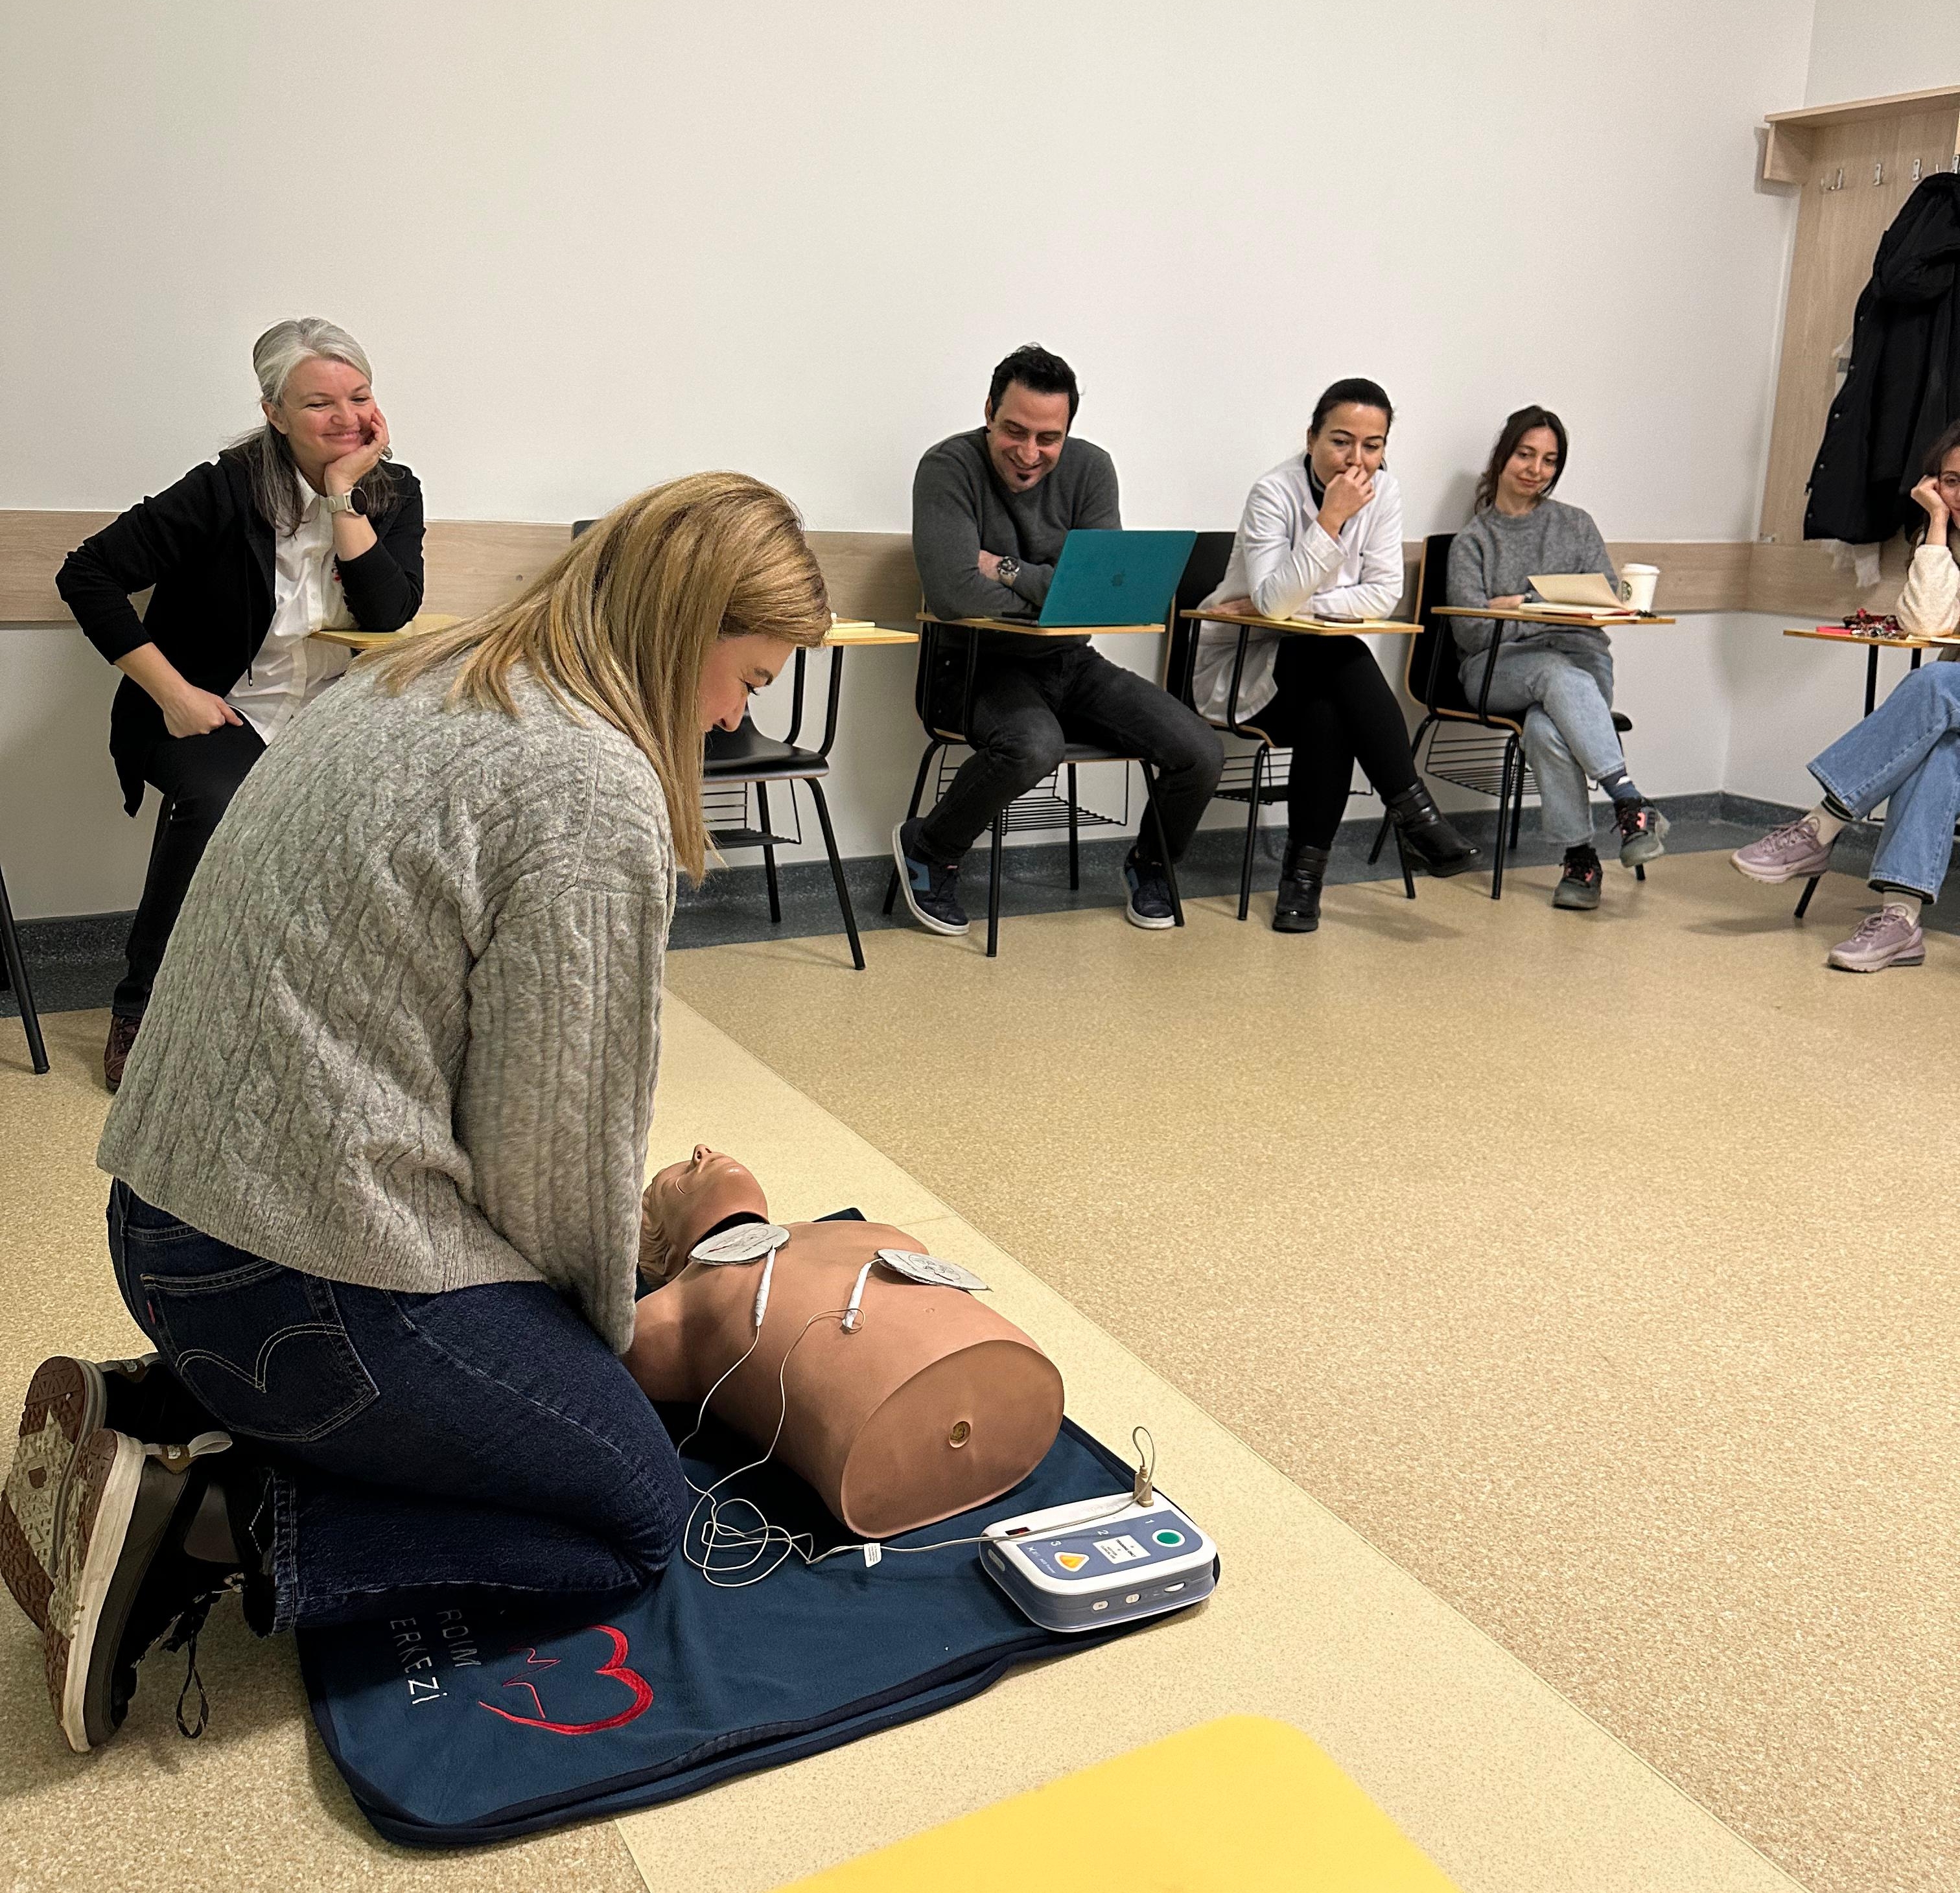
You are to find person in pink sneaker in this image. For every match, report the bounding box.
[1731,420,1960,970]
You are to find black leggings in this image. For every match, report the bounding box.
[115,721,266,1017]
[1246,635,1419,848]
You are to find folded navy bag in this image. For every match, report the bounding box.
[301,1252,1198,1847]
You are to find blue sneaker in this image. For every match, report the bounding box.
[891,819,969,936]
[1122,851,1176,929]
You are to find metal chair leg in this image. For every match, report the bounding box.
[1141,767,1186,927]
[1066,763,1080,890]
[754,783,782,924]
[805,780,863,971]
[1794,874,1821,920]
[1238,747,1265,922]
[1510,781,1524,848]
[1491,742,1514,901]
[883,741,940,916]
[1367,811,1391,867]
[0,866,49,1076]
[986,813,1005,958]
[1635,863,1646,883]
[1394,823,1416,900]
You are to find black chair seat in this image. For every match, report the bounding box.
[703,725,829,782]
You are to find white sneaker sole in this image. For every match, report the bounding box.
[1731,850,1831,886]
[49,1428,145,1753]
[1827,943,1925,972]
[1123,900,1176,930]
[890,823,968,936]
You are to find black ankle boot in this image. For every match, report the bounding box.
[1384,782,1479,876]
[1273,838,1329,933]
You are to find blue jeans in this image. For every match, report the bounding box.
[1465,644,1625,847]
[1810,661,1960,900]
[106,1182,688,1634]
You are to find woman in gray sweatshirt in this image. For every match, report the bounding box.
[1446,406,1666,911]
[5,474,832,1754]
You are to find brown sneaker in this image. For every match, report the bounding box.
[104,1015,140,1093]
[1,1354,196,1632]
[1826,906,1925,972]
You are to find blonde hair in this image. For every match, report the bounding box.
[371,472,830,879]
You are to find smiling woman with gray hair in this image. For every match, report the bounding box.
[57,317,425,1090]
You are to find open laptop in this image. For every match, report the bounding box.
[1007,529,1198,627]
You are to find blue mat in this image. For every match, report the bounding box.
[301,1408,1193,1846]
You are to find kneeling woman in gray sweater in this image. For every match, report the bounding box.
[3,474,831,1753]
[1446,406,1667,911]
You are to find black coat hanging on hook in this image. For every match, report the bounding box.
[1806,172,1960,544]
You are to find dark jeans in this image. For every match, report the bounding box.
[106,1181,688,1635]
[1246,635,1419,849]
[115,721,266,1018]
[918,645,1224,865]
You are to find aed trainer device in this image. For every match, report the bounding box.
[981,1493,1219,1632]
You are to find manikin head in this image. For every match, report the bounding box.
[643,1145,769,1281]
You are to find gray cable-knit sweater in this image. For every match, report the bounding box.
[1445,498,1620,665]
[97,659,674,1356]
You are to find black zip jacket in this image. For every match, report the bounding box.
[1806,174,1960,544]
[56,453,425,813]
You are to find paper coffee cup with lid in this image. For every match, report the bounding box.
[1619,564,1660,612]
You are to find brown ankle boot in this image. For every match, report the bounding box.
[104,1016,141,1093]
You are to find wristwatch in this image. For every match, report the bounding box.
[320,489,358,515]
[996,556,1021,588]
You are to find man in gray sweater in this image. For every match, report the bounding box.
[896,345,1221,935]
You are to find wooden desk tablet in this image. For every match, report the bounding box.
[1180,607,1419,636]
[1429,606,1675,628]
[824,620,918,647]
[1782,623,1958,715]
[919,612,1165,637]
[309,612,463,653]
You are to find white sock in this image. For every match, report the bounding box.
[1880,891,1924,922]
[1808,804,1849,846]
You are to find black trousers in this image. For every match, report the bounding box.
[115,721,266,1017]
[1247,635,1419,850]
[919,645,1224,865]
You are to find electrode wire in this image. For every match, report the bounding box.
[674,1285,1163,1590]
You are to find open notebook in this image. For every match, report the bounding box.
[1524,572,1638,618]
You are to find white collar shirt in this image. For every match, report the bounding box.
[226,477,356,743]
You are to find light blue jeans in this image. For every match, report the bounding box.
[1810,660,1960,901]
[1465,644,1625,847]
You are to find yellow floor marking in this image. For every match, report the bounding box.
[784,1715,1460,1891]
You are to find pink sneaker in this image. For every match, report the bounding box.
[1731,814,1836,884]
[1826,907,1925,972]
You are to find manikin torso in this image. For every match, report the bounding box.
[629,1218,1064,1540]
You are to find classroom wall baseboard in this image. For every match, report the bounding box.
[10,790,1879,1017]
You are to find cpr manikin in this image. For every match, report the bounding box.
[628,1148,1064,1540]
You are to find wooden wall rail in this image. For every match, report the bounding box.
[0,511,1913,628]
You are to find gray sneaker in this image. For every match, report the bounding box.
[1732,814,1836,885]
[1826,906,1925,972]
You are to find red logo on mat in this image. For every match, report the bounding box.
[478,1625,654,1736]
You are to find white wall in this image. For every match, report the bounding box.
[1805,4,1960,104]
[2,1,1819,914]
